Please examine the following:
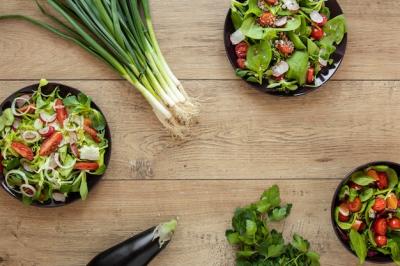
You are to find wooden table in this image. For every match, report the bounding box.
[0,1,399,265]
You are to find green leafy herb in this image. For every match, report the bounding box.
[226,185,320,265]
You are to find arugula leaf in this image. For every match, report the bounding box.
[349,229,367,265]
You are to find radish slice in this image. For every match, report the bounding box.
[274,16,288,27]
[39,112,57,123]
[230,29,245,45]
[310,11,323,24]
[12,118,21,131]
[34,119,44,130]
[54,153,76,169]
[272,61,289,77]
[16,94,32,108]
[339,205,350,216]
[22,130,40,143]
[282,0,299,11]
[52,192,66,202]
[11,97,32,116]
[20,183,36,198]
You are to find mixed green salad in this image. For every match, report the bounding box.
[334,165,400,264]
[0,79,108,205]
[226,185,320,265]
[230,0,346,91]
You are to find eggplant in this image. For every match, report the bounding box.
[88,219,177,266]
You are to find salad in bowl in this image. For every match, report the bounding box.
[0,80,110,206]
[226,0,347,94]
[332,162,400,264]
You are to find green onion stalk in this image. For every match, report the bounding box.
[0,0,199,138]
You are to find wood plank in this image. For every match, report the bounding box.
[1,0,400,80]
[0,179,383,266]
[1,80,400,180]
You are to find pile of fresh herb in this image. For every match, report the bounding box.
[226,185,320,265]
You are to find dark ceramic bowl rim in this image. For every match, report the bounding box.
[223,0,347,97]
[330,161,400,263]
[0,82,112,208]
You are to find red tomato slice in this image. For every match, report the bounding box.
[84,125,101,143]
[311,27,324,40]
[307,68,315,84]
[54,99,68,126]
[373,218,387,236]
[39,132,63,156]
[74,162,99,171]
[11,142,34,161]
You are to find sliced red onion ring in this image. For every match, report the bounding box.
[53,100,64,110]
[282,0,299,11]
[69,132,78,144]
[39,126,55,138]
[48,154,59,169]
[48,121,61,131]
[5,170,28,194]
[16,94,32,108]
[52,192,66,202]
[54,152,76,169]
[310,11,324,24]
[274,16,288,27]
[20,183,36,198]
[34,118,44,130]
[272,61,289,77]
[12,118,21,131]
[22,130,40,143]
[44,167,58,182]
[230,29,245,45]
[11,97,32,116]
[63,116,83,132]
[39,111,57,123]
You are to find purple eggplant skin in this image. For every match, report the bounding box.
[87,226,170,266]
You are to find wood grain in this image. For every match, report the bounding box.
[0,179,383,266]
[0,0,400,80]
[2,80,400,181]
[1,1,400,266]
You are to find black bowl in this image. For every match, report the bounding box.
[331,161,400,263]
[224,0,347,96]
[0,82,112,207]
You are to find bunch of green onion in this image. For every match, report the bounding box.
[0,0,199,137]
